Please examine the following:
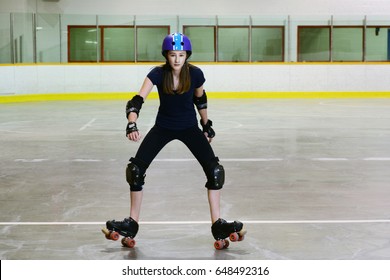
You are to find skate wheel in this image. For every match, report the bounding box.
[110,231,120,241]
[229,232,239,242]
[102,228,113,240]
[214,239,229,250]
[102,229,110,239]
[122,237,136,248]
[238,229,247,241]
[214,240,224,250]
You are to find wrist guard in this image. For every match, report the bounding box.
[200,119,215,138]
[126,122,138,137]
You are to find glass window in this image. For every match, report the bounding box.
[12,13,34,63]
[68,26,101,62]
[298,27,330,62]
[36,13,61,63]
[218,27,249,62]
[332,27,363,62]
[68,25,168,62]
[103,27,134,62]
[183,26,215,62]
[366,26,390,61]
[0,13,12,63]
[4,13,387,65]
[136,26,169,62]
[252,27,284,62]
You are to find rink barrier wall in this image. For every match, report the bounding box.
[1,63,390,103]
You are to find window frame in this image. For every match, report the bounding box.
[365,25,390,62]
[67,25,170,63]
[251,25,285,62]
[183,25,216,62]
[217,26,250,62]
[135,25,170,62]
[101,25,135,62]
[332,25,364,62]
[68,25,100,63]
[298,25,367,62]
[297,26,331,62]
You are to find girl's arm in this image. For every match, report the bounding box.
[126,77,154,141]
[194,86,215,142]
[194,85,208,125]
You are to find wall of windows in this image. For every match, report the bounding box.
[0,13,390,64]
[183,25,284,62]
[295,15,390,62]
[298,26,365,62]
[67,26,169,62]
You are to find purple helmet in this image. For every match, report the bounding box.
[162,33,192,58]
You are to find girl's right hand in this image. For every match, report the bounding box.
[126,122,141,142]
[127,131,141,142]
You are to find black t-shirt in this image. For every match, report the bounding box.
[147,65,205,130]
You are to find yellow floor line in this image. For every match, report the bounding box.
[1,91,390,103]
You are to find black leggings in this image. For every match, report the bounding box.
[130,125,220,189]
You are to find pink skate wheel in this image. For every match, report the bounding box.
[214,239,229,250]
[214,240,225,250]
[229,232,239,242]
[122,237,136,248]
[110,231,120,241]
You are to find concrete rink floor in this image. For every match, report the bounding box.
[1,98,390,260]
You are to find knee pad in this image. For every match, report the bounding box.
[126,158,146,192]
[205,160,225,190]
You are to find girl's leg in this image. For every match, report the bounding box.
[180,126,222,223]
[130,191,143,222]
[129,126,173,221]
[105,127,173,240]
[208,189,221,224]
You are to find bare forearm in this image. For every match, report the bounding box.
[128,112,138,123]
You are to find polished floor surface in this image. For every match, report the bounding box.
[1,98,390,260]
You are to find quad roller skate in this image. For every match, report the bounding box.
[102,217,139,248]
[211,218,246,250]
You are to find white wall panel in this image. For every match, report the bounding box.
[14,65,39,93]
[0,66,15,94]
[2,64,390,95]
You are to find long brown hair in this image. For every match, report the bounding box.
[161,61,192,95]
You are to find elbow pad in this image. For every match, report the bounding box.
[126,95,144,118]
[193,90,208,110]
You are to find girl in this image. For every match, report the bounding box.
[105,33,245,250]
